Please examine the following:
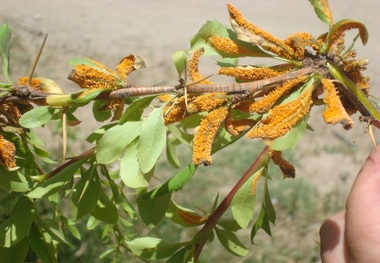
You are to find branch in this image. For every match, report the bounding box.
[192,146,270,261]
[1,66,315,105]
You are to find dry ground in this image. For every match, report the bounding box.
[2,0,380,262]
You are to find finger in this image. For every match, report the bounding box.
[345,146,380,262]
[320,211,348,263]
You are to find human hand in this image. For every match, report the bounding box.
[320,146,380,262]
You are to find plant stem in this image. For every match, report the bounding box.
[192,145,270,261]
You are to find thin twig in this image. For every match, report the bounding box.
[192,146,270,262]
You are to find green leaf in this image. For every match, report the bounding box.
[27,157,89,198]
[231,169,262,229]
[99,247,117,260]
[0,236,28,263]
[99,165,120,202]
[190,20,273,58]
[166,200,205,227]
[0,167,29,192]
[215,226,249,257]
[138,193,171,228]
[308,0,333,26]
[167,124,193,146]
[166,136,180,168]
[36,216,72,247]
[91,191,118,224]
[0,196,34,247]
[96,121,141,164]
[69,89,108,106]
[60,216,81,240]
[267,115,309,151]
[190,20,231,56]
[126,237,183,260]
[28,221,57,263]
[251,173,276,242]
[322,19,369,53]
[71,165,101,220]
[327,61,380,120]
[0,23,11,82]
[166,246,192,263]
[119,95,157,124]
[172,50,188,77]
[19,106,59,128]
[92,100,112,122]
[137,106,166,173]
[139,163,197,201]
[120,139,149,188]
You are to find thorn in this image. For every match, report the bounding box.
[28,34,48,86]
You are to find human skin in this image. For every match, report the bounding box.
[320,146,380,262]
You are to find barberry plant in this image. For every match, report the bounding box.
[0,0,379,262]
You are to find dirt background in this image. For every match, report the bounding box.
[2,0,380,261]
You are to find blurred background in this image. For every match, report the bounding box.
[2,0,380,262]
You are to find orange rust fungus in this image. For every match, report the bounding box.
[269,149,295,179]
[208,35,255,56]
[177,210,206,225]
[284,32,319,59]
[157,94,174,103]
[1,103,23,121]
[115,55,136,80]
[247,86,314,140]
[163,96,197,125]
[0,134,16,169]
[321,78,354,129]
[218,66,285,81]
[328,22,367,52]
[235,75,308,114]
[226,4,294,59]
[320,0,333,25]
[68,60,118,90]
[188,48,212,84]
[187,92,228,114]
[251,169,263,195]
[17,77,43,91]
[224,110,255,136]
[192,106,229,165]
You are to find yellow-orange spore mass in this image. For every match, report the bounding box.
[321,78,354,129]
[224,110,255,136]
[269,150,295,178]
[187,93,228,114]
[68,59,118,90]
[227,4,294,59]
[218,67,284,81]
[188,48,212,84]
[248,87,314,140]
[0,134,16,169]
[208,36,256,56]
[235,75,307,114]
[192,106,229,165]
[115,55,136,80]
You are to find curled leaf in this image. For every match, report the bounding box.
[192,106,229,165]
[321,78,354,129]
[227,3,294,59]
[308,0,333,27]
[323,19,368,53]
[269,150,295,178]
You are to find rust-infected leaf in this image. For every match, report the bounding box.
[227,4,294,59]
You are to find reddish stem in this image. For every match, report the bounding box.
[193,145,270,261]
